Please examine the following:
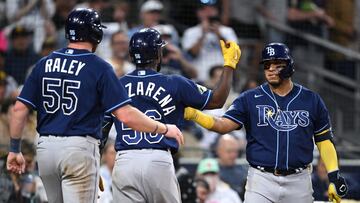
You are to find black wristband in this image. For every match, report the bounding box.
[9,138,21,153]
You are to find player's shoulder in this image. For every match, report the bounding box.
[239,85,263,99]
[296,83,322,98]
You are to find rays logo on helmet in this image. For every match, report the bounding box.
[196,84,208,94]
[266,47,275,56]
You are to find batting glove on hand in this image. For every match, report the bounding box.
[220,40,241,69]
[328,170,348,203]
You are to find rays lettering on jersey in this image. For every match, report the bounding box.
[45,58,85,76]
[125,82,176,116]
[256,105,309,131]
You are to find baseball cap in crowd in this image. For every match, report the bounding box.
[0,71,8,86]
[152,24,172,37]
[197,158,219,175]
[10,26,33,38]
[140,0,163,13]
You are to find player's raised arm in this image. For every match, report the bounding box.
[184,107,239,134]
[112,104,184,146]
[204,40,241,109]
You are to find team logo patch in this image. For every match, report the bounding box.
[266,47,275,56]
[196,84,208,94]
[256,105,309,131]
[65,49,74,54]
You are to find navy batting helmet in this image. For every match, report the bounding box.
[129,28,166,65]
[260,43,294,79]
[65,8,106,44]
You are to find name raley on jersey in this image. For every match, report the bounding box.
[44,50,86,76]
[124,71,176,116]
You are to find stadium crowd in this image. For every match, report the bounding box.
[0,0,359,202]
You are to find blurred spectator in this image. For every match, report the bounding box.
[324,0,356,80]
[257,0,288,42]
[312,157,329,201]
[26,37,57,80]
[181,1,238,82]
[128,0,180,45]
[3,140,47,203]
[0,97,37,147]
[204,65,222,89]
[98,140,116,203]
[0,51,18,99]
[97,2,130,59]
[105,30,135,78]
[195,177,210,203]
[0,150,15,203]
[216,134,247,200]
[168,0,202,34]
[220,0,263,82]
[287,0,334,47]
[0,31,7,52]
[52,0,77,48]
[154,24,197,79]
[75,0,107,13]
[220,0,262,39]
[4,26,40,85]
[196,158,242,203]
[198,65,240,150]
[6,0,56,53]
[173,153,197,203]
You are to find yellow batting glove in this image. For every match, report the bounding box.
[184,107,215,129]
[329,183,341,203]
[328,170,348,203]
[220,40,241,69]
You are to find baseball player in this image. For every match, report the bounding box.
[6,8,183,203]
[184,43,348,203]
[107,28,240,203]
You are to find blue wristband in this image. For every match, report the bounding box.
[9,138,21,153]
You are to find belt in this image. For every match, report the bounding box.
[120,148,169,152]
[40,134,89,137]
[251,164,309,176]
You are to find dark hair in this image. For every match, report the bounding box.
[195,177,210,191]
[208,65,223,78]
[110,30,126,44]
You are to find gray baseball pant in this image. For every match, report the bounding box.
[244,166,314,203]
[36,135,100,203]
[112,149,181,203]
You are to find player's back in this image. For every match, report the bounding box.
[18,48,126,139]
[114,69,212,152]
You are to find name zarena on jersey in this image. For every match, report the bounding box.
[125,81,176,116]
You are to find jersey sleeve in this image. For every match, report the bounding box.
[17,64,40,109]
[176,76,212,110]
[313,94,332,142]
[98,67,131,113]
[223,93,247,127]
